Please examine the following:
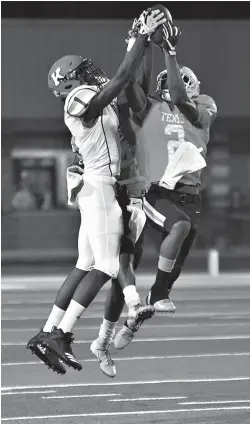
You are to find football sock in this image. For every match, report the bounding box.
[96,318,117,347]
[150,256,176,304]
[168,266,182,292]
[58,300,85,334]
[43,305,65,333]
[123,285,141,308]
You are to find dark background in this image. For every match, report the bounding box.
[2,1,250,272]
[2,1,250,19]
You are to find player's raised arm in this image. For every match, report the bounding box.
[123,23,154,124]
[83,9,166,125]
[161,21,201,123]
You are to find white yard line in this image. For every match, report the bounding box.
[2,406,250,421]
[2,322,250,332]
[2,377,250,392]
[109,396,186,402]
[179,400,250,405]
[2,391,57,396]
[2,352,250,367]
[2,335,250,347]
[2,312,250,320]
[42,393,121,399]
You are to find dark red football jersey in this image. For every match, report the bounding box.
[136,94,217,186]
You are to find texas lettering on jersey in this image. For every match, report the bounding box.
[137,94,217,187]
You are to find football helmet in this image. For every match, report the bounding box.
[48,55,108,99]
[157,66,200,101]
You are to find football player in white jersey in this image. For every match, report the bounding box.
[27,9,166,375]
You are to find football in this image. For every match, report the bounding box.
[150,4,173,48]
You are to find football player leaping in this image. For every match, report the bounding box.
[114,14,217,350]
[26,9,166,375]
[89,43,154,377]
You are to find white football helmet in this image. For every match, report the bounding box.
[157,66,200,101]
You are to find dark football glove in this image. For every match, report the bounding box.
[162,21,181,55]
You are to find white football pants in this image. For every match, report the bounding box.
[76,174,123,278]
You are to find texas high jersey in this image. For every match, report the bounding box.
[117,101,150,198]
[138,94,217,187]
[64,85,121,177]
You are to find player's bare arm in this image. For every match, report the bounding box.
[124,43,153,119]
[162,21,200,123]
[84,9,166,125]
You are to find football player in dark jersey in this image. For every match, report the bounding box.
[114,17,217,350]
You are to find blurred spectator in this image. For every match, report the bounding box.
[41,183,53,210]
[12,180,37,210]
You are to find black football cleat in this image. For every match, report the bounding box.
[43,328,82,371]
[27,329,66,375]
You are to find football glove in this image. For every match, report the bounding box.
[162,21,181,55]
[138,8,166,36]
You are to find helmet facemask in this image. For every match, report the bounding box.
[180,66,200,98]
[157,66,200,101]
[50,56,109,99]
[59,59,108,88]
[157,70,171,101]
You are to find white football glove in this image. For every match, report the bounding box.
[138,8,166,36]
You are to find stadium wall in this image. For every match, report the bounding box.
[2,19,250,269]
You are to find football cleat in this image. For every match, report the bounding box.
[114,303,155,350]
[146,291,176,313]
[43,328,82,371]
[113,324,135,350]
[26,329,66,375]
[126,302,155,329]
[90,339,116,378]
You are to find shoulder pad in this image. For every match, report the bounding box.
[65,85,99,117]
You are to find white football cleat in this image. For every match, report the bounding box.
[114,325,135,350]
[114,303,155,350]
[126,302,155,329]
[90,339,116,378]
[146,291,176,313]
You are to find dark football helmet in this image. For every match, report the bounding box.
[48,55,108,99]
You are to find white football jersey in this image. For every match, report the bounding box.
[64,85,121,177]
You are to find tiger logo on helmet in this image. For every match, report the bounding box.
[157,66,200,101]
[48,55,108,99]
